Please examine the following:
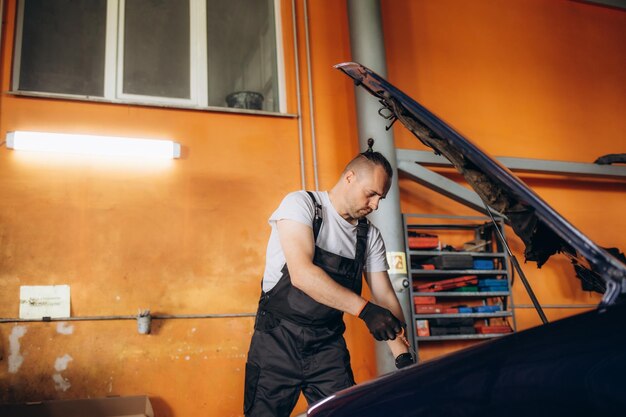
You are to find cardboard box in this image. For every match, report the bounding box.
[473,259,495,270]
[413,296,437,305]
[416,320,430,337]
[416,275,478,292]
[430,326,476,336]
[452,286,479,292]
[472,305,501,313]
[475,325,513,334]
[433,254,473,270]
[0,395,154,417]
[407,233,439,249]
[430,317,474,327]
[415,304,444,314]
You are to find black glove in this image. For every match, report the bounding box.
[358,302,402,341]
[395,352,414,369]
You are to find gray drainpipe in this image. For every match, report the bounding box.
[347,0,412,375]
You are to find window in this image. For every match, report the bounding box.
[16,0,107,96]
[207,0,279,111]
[122,0,190,99]
[13,0,285,113]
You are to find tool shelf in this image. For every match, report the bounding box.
[413,312,513,319]
[403,214,517,361]
[417,334,511,341]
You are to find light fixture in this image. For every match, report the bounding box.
[6,131,181,159]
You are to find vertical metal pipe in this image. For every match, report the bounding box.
[291,0,306,189]
[347,0,412,375]
[303,0,319,190]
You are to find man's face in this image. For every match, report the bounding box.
[346,165,390,220]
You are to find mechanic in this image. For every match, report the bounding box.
[244,142,414,417]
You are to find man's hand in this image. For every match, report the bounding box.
[358,301,403,341]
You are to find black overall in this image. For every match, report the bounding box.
[244,192,369,417]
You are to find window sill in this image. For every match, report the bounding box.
[6,90,298,119]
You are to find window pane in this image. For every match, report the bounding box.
[207,0,279,112]
[123,0,190,99]
[18,0,106,96]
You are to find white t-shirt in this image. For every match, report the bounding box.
[262,190,389,292]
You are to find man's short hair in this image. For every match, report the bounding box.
[345,150,393,180]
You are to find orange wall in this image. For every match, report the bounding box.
[0,1,371,416]
[0,0,624,416]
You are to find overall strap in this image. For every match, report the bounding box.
[353,218,369,280]
[306,191,323,241]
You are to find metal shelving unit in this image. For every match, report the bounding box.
[412,291,510,297]
[414,312,513,319]
[409,250,507,257]
[411,269,509,275]
[403,214,517,362]
[417,334,506,341]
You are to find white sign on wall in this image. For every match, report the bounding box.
[19,285,71,319]
[387,251,407,275]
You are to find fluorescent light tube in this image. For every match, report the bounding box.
[6,131,181,159]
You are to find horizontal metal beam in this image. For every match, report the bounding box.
[578,0,626,11]
[0,313,256,323]
[397,160,504,218]
[514,304,597,309]
[397,149,626,180]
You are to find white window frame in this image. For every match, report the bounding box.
[11,0,26,93]
[274,0,286,113]
[12,0,287,115]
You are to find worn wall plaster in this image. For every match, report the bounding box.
[56,322,74,335]
[8,326,27,374]
[53,354,73,392]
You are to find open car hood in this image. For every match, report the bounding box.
[335,62,626,307]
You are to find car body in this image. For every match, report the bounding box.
[306,62,626,417]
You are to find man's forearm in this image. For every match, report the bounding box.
[377,294,410,354]
[374,291,406,324]
[387,335,410,356]
[289,264,366,316]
